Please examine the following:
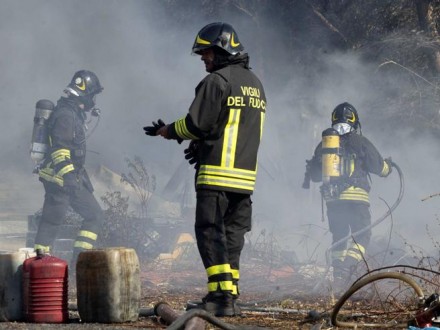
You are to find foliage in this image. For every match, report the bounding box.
[161,0,440,136]
[100,191,131,243]
[120,155,156,219]
[99,191,161,261]
[98,156,160,261]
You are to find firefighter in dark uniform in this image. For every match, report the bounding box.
[305,102,392,283]
[143,22,266,316]
[35,70,104,273]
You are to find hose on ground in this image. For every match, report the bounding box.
[165,308,269,330]
[331,271,424,328]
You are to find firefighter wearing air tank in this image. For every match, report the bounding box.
[304,102,392,281]
[33,70,104,274]
[143,22,266,317]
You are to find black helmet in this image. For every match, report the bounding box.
[65,70,103,98]
[331,102,360,130]
[192,22,244,56]
[65,70,103,111]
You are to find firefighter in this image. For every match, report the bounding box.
[304,102,392,283]
[35,70,104,276]
[143,22,266,316]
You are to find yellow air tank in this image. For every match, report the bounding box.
[322,128,341,183]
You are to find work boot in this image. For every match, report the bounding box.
[331,266,352,295]
[186,293,242,315]
[232,294,242,316]
[204,292,235,317]
[186,292,235,317]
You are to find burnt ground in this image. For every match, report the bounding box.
[1,168,435,328]
[1,256,434,330]
[2,166,438,329]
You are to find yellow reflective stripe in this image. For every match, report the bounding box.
[52,154,70,165]
[197,175,255,191]
[200,165,256,180]
[196,35,210,45]
[349,243,366,255]
[77,230,98,241]
[380,161,390,177]
[51,149,71,164]
[260,111,265,140]
[219,281,233,291]
[346,249,363,261]
[339,186,369,203]
[39,168,64,186]
[207,281,233,292]
[51,149,70,158]
[330,250,347,261]
[231,269,239,280]
[208,282,218,292]
[197,165,257,191]
[349,158,355,176]
[231,285,238,295]
[39,161,73,186]
[221,109,240,168]
[346,243,365,261]
[39,166,55,176]
[74,241,93,249]
[230,33,240,47]
[175,117,198,140]
[57,164,74,177]
[34,244,50,253]
[206,264,231,277]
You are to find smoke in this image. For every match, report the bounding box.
[1,0,439,268]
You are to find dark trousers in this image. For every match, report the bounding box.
[35,180,104,248]
[195,189,252,272]
[327,201,371,272]
[327,201,371,248]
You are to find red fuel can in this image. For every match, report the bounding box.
[22,249,68,323]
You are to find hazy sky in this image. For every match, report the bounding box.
[1,0,439,264]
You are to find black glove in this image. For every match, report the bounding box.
[305,159,312,173]
[143,119,165,136]
[63,172,80,195]
[302,160,312,189]
[184,141,199,169]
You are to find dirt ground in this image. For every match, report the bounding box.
[0,257,429,330]
[1,167,433,329]
[0,215,432,329]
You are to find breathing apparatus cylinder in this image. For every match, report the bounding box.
[30,99,54,163]
[321,128,342,184]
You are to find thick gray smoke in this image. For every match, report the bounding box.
[0,0,439,266]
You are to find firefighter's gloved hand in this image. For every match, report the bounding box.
[305,159,312,172]
[384,157,393,176]
[63,173,80,195]
[184,140,199,169]
[302,160,312,189]
[143,119,166,136]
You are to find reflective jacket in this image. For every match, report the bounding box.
[308,132,391,205]
[38,97,87,187]
[168,55,266,194]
